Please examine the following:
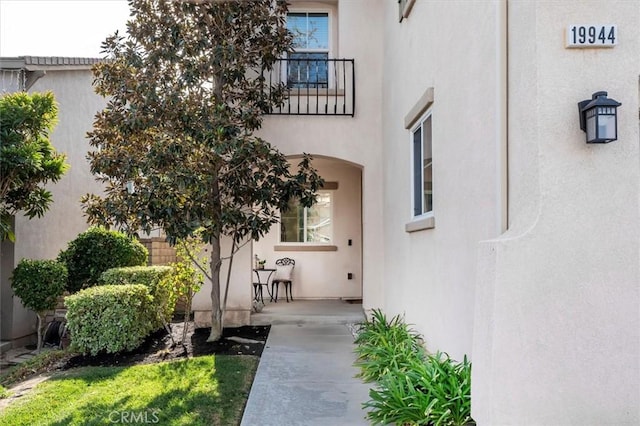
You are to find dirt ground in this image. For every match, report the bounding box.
[62,321,270,369]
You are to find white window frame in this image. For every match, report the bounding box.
[279,190,334,244]
[404,87,435,232]
[411,110,433,217]
[284,8,335,89]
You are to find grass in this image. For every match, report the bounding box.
[0,354,258,426]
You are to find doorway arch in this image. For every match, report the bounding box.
[252,155,363,301]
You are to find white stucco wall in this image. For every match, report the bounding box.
[473,1,640,424]
[15,69,106,261]
[191,237,253,327]
[381,0,504,360]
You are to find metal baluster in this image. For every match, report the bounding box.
[351,59,355,116]
[265,66,271,114]
[296,59,300,114]
[305,59,310,114]
[315,59,319,114]
[342,60,346,114]
[285,59,291,114]
[334,59,338,114]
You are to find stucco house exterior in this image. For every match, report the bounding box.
[1,1,639,424]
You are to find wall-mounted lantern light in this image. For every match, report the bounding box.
[578,91,621,143]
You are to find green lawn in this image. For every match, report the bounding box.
[0,355,258,426]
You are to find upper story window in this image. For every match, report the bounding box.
[280,191,333,243]
[412,111,433,217]
[286,12,329,89]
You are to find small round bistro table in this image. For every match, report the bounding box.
[252,268,276,304]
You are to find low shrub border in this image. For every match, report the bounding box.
[65,285,156,355]
[355,309,474,426]
[100,266,174,330]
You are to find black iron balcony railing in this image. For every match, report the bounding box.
[262,57,355,116]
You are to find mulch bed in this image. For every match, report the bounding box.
[62,321,270,369]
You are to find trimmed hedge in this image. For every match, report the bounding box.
[57,226,148,293]
[101,266,175,328]
[10,259,67,314]
[10,259,68,351]
[65,285,155,355]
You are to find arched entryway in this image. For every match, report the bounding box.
[252,156,363,302]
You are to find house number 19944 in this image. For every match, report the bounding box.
[566,25,617,48]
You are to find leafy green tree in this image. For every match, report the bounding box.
[0,92,69,242]
[82,0,323,341]
[10,259,68,352]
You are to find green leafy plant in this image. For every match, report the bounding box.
[365,360,437,425]
[422,352,472,426]
[163,237,206,345]
[57,226,148,292]
[355,309,473,426]
[0,91,69,242]
[365,353,473,426]
[355,309,425,382]
[65,284,156,355]
[0,385,10,399]
[10,259,67,351]
[100,265,174,330]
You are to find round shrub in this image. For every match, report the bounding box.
[10,259,68,351]
[65,284,156,355]
[57,226,148,292]
[11,259,67,313]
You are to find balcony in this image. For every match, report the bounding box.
[262,57,355,117]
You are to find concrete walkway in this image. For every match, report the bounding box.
[0,346,40,370]
[241,301,371,426]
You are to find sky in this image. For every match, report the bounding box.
[0,0,131,58]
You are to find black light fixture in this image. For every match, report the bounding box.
[578,91,621,143]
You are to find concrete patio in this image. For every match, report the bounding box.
[250,298,365,326]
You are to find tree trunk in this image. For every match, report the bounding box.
[182,290,193,345]
[207,234,223,342]
[36,312,43,353]
[220,238,237,332]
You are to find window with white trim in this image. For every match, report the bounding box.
[280,191,333,243]
[286,12,329,89]
[412,112,433,217]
